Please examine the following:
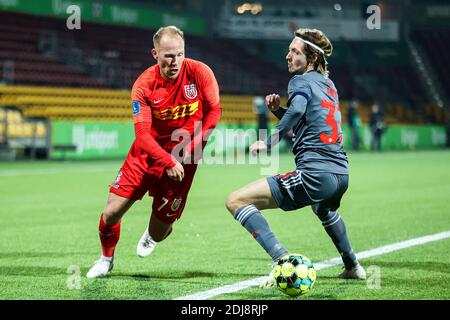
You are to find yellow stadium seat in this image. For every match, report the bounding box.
[7,123,21,137]
[1,85,282,123]
[35,122,47,137]
[22,123,34,138]
[6,110,22,123]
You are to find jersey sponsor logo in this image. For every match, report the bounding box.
[132,101,140,115]
[152,101,199,120]
[171,198,182,211]
[184,84,198,100]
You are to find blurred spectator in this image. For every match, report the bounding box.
[369,102,386,152]
[253,96,268,140]
[347,100,361,151]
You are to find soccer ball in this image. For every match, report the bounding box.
[273,253,317,296]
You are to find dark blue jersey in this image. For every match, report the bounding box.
[266,71,348,174]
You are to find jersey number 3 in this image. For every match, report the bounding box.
[320,99,341,145]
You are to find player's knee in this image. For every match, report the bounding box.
[311,204,330,221]
[102,206,122,224]
[225,191,243,215]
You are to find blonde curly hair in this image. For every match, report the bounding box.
[294,28,333,77]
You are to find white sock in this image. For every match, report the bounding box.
[101,255,113,262]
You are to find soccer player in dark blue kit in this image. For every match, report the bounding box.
[226,28,366,286]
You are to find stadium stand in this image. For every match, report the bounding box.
[1,10,444,122]
[414,29,450,102]
[4,84,440,126]
[0,11,287,95]
[0,105,49,160]
[0,6,447,159]
[0,85,279,123]
[0,14,106,87]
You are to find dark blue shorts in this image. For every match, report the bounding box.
[267,170,348,213]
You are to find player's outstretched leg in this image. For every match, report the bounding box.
[231,204,287,288]
[136,228,157,258]
[338,262,366,280]
[87,193,134,278]
[313,206,366,280]
[226,178,288,287]
[137,212,173,258]
[231,204,287,262]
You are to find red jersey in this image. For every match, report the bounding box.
[128,58,222,176]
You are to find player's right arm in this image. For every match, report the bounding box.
[265,95,307,150]
[132,86,184,181]
[266,94,286,120]
[264,77,312,150]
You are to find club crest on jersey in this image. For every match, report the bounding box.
[171,198,182,211]
[184,84,197,100]
[111,171,122,189]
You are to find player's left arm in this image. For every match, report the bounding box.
[187,63,222,158]
[198,62,222,139]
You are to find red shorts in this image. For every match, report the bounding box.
[109,159,198,224]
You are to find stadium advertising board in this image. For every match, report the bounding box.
[0,0,205,35]
[51,121,447,159]
[218,16,398,41]
[51,121,134,159]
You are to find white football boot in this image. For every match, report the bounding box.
[339,262,366,280]
[259,263,277,288]
[136,228,157,258]
[86,256,114,278]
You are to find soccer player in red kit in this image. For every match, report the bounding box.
[87,26,222,278]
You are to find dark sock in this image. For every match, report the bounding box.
[319,211,357,269]
[234,205,288,261]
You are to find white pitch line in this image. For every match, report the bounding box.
[175,230,450,300]
[0,166,117,177]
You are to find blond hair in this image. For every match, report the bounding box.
[153,26,184,48]
[294,28,333,77]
